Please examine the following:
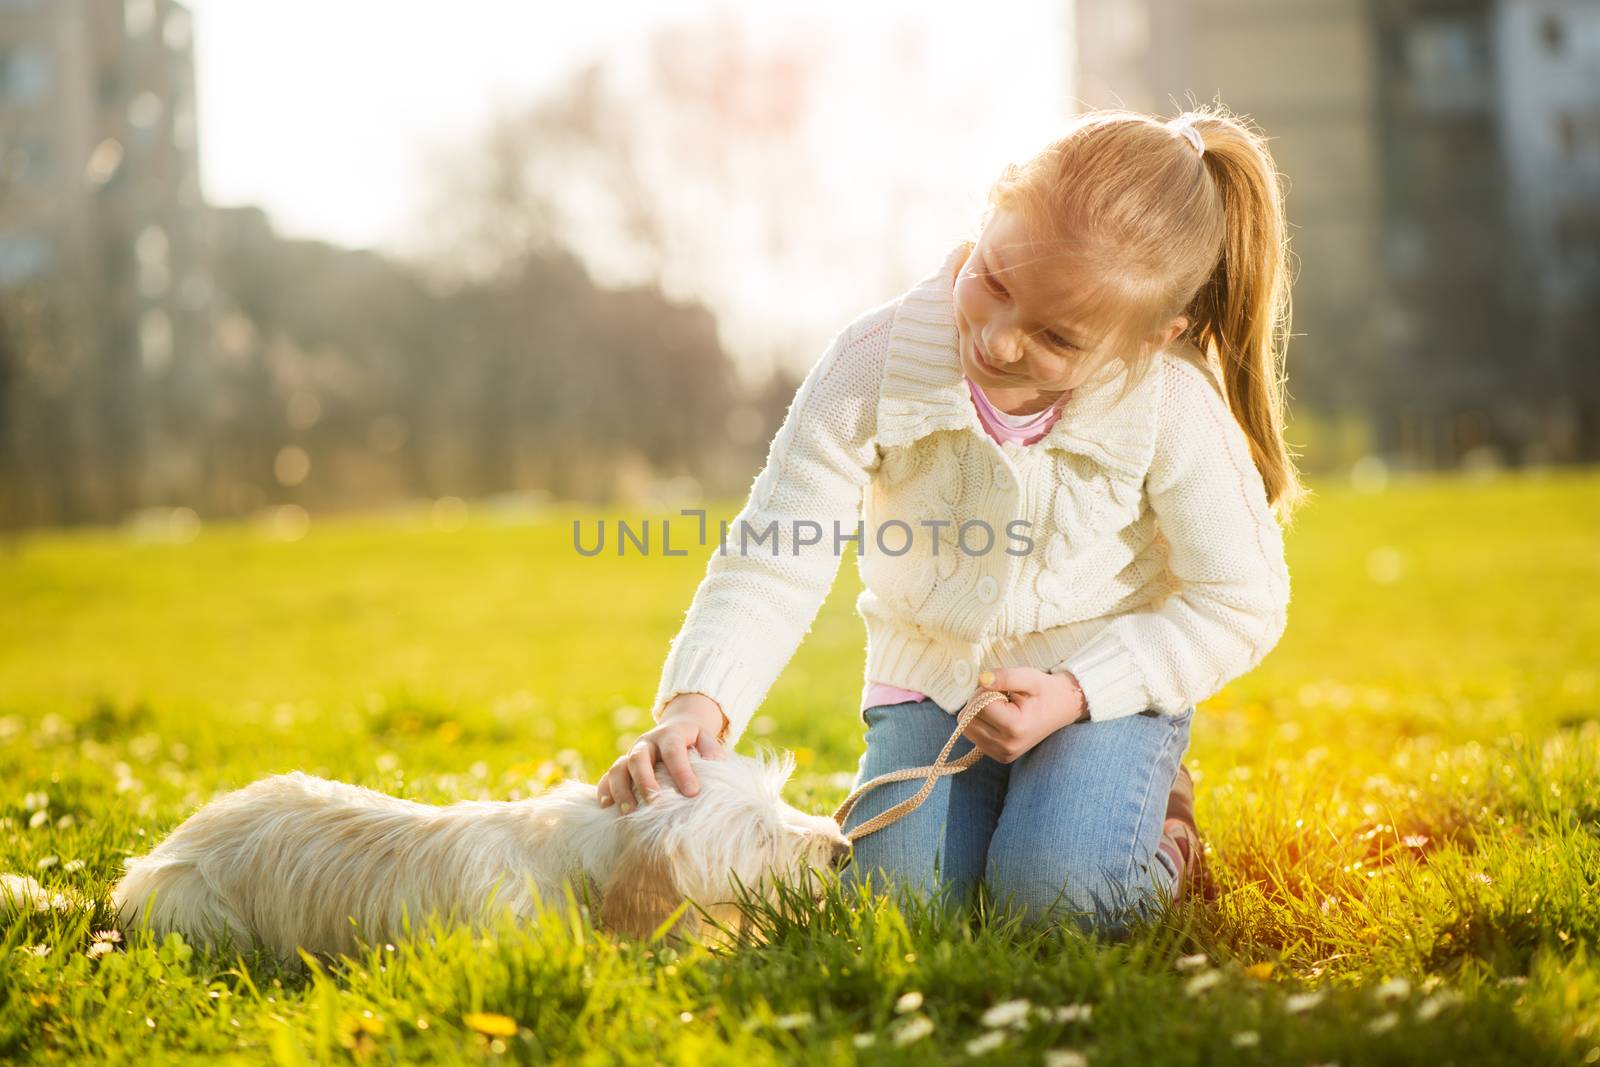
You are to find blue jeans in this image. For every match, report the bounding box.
[839,697,1194,935]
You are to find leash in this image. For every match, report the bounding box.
[831,689,1009,843]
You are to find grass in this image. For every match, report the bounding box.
[1,467,1598,1064]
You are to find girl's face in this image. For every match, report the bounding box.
[953,208,1189,395]
[953,209,1105,395]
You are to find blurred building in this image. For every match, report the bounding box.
[1074,0,1600,467]
[0,0,210,523]
[1492,0,1600,460]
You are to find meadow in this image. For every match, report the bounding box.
[1,468,1597,1065]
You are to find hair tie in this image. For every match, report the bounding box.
[1168,116,1205,157]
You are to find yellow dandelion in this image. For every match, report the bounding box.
[463,1012,519,1037]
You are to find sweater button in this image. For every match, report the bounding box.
[952,661,974,686]
[976,575,999,604]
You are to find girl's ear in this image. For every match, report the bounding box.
[1158,316,1190,348]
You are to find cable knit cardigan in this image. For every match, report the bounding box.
[650,244,1291,745]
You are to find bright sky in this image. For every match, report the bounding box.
[184,0,1074,373]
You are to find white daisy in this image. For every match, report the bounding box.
[892,1015,935,1046]
[964,1031,1008,1056]
[894,991,924,1014]
[1374,977,1410,1001]
[1046,1004,1094,1024]
[1044,1050,1089,1067]
[980,999,1034,1029]
[1285,991,1324,1013]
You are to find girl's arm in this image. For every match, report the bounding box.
[1048,357,1291,721]
[649,312,889,745]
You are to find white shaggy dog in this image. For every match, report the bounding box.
[102,750,848,960]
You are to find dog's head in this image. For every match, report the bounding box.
[597,749,849,939]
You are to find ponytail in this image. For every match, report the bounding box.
[985,105,1310,524]
[1187,112,1309,525]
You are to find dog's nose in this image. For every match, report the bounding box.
[830,837,852,869]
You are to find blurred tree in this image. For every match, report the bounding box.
[0,13,946,528]
[201,204,737,515]
[417,15,832,366]
[412,15,841,501]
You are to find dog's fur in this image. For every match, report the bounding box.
[102,749,847,959]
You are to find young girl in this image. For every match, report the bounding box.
[596,106,1304,932]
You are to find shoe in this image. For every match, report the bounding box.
[1160,763,1217,904]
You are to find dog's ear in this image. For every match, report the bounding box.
[599,831,696,941]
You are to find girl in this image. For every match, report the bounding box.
[597,106,1304,933]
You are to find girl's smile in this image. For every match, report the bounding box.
[969,335,1012,378]
[953,208,1191,417]
[952,209,1100,416]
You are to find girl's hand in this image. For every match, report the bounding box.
[962,666,1087,764]
[596,693,730,813]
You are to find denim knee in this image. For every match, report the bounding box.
[985,849,1169,935]
[981,705,1192,935]
[839,698,996,912]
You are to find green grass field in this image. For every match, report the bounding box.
[2,469,1598,1065]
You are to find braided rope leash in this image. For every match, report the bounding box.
[831,688,1008,843]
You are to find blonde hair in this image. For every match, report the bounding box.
[981,104,1309,525]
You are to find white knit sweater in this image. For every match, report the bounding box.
[651,245,1291,744]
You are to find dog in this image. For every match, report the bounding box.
[92,748,849,960]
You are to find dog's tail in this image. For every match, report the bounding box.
[1,872,85,915]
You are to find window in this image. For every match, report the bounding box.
[163,8,192,51]
[0,233,52,286]
[136,225,170,297]
[128,90,164,130]
[1556,112,1577,159]
[1539,15,1566,57]
[98,71,125,108]
[124,0,157,37]
[1405,17,1490,88]
[139,308,174,374]
[0,47,50,103]
[0,135,51,185]
[172,96,195,150]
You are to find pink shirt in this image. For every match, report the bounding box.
[862,377,1069,711]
